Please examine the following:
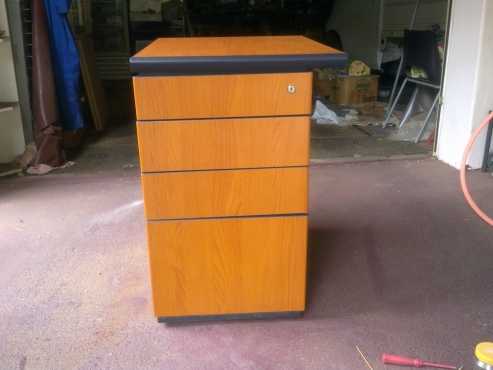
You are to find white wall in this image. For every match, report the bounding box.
[0,0,25,163]
[469,0,493,166]
[436,0,492,169]
[326,0,382,68]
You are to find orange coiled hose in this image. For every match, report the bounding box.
[460,111,493,227]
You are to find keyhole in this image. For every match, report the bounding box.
[287,84,296,94]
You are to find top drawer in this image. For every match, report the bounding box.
[133,72,313,120]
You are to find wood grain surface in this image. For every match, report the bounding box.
[136,117,310,172]
[133,35,342,58]
[133,72,312,120]
[147,216,307,317]
[141,167,308,220]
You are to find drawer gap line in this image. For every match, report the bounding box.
[141,165,309,175]
[147,213,308,223]
[136,113,312,123]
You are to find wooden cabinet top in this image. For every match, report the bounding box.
[130,36,346,75]
[134,36,340,58]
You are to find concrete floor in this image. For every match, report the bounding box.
[1,123,493,370]
[310,123,431,161]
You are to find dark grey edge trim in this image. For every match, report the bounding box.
[147,213,308,223]
[136,113,311,122]
[158,311,303,324]
[141,164,308,175]
[129,53,348,75]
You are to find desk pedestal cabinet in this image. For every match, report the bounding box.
[130,36,346,322]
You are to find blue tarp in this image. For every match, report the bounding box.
[43,0,84,131]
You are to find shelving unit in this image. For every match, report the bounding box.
[0,101,17,113]
[0,0,26,163]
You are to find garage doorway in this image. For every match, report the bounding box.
[311,0,451,162]
[106,0,451,162]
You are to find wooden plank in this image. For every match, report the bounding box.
[136,117,310,172]
[77,36,108,131]
[141,167,308,220]
[147,216,307,317]
[133,35,342,58]
[133,72,312,120]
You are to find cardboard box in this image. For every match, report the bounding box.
[315,74,380,106]
[335,75,379,106]
[314,77,337,102]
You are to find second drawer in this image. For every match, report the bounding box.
[137,116,310,172]
[141,167,308,220]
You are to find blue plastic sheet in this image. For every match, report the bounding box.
[43,0,84,131]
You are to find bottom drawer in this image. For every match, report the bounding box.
[147,216,307,318]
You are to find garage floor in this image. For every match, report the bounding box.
[1,124,492,370]
[311,123,432,161]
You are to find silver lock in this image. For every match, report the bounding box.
[287,84,296,94]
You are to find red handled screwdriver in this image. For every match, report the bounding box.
[382,354,463,370]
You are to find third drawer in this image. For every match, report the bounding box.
[141,167,308,220]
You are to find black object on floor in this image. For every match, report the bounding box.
[481,112,493,172]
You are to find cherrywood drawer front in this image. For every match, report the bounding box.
[141,167,307,220]
[137,117,310,172]
[147,216,307,317]
[133,72,312,120]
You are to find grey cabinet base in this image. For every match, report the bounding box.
[158,311,303,324]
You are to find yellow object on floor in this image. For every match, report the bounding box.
[348,60,371,76]
[476,342,493,366]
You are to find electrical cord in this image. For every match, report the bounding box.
[460,111,493,226]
